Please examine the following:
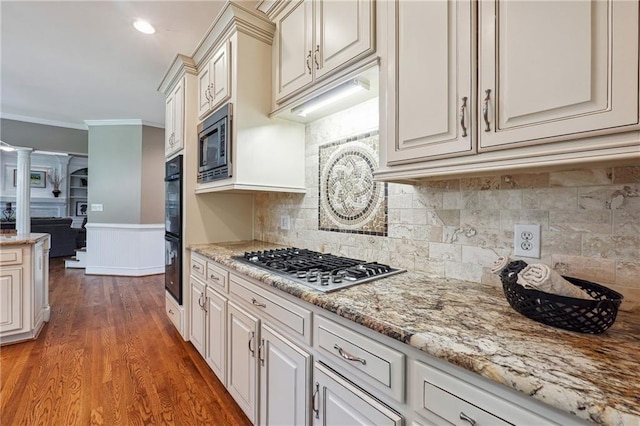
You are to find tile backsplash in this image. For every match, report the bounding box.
[255,99,639,310]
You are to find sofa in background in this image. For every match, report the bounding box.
[1,217,79,258]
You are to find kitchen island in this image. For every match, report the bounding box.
[0,233,51,345]
[190,240,640,425]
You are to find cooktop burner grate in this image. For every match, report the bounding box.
[232,248,405,292]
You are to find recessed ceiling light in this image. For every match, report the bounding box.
[133,19,155,34]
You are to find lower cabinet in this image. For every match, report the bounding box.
[227,300,260,424]
[313,362,403,426]
[189,276,206,355]
[205,287,227,385]
[260,324,311,426]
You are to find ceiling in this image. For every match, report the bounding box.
[1,1,238,130]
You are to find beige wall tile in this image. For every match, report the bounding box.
[500,210,549,231]
[606,285,640,312]
[583,235,640,262]
[429,242,461,262]
[541,232,583,257]
[613,166,640,184]
[460,209,501,229]
[615,261,640,289]
[551,254,616,285]
[614,210,640,236]
[445,261,483,282]
[549,210,612,234]
[579,184,640,210]
[415,257,446,276]
[522,188,578,210]
[501,173,549,189]
[549,168,613,187]
[460,176,500,191]
[462,245,506,266]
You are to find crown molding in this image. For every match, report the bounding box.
[84,119,164,128]
[0,113,88,130]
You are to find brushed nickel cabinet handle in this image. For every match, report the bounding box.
[168,309,174,315]
[306,50,312,74]
[333,344,366,365]
[258,338,265,366]
[314,45,320,69]
[459,411,477,426]
[460,96,468,137]
[251,298,266,308]
[209,274,219,281]
[248,331,255,357]
[482,89,491,132]
[312,382,320,419]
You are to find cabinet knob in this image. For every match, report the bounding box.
[169,308,174,315]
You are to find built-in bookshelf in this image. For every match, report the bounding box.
[69,167,88,224]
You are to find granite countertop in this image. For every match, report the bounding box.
[191,240,640,425]
[0,233,50,247]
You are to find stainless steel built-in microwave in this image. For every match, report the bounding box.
[197,103,232,183]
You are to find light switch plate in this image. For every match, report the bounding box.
[280,214,290,230]
[91,203,103,212]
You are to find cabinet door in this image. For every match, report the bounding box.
[189,277,206,356]
[198,64,212,118]
[166,79,184,156]
[314,362,402,426]
[479,0,639,149]
[210,41,231,111]
[0,267,22,333]
[274,0,314,102]
[165,92,175,156]
[227,301,259,424]
[385,0,473,165]
[260,324,311,426]
[33,242,45,324]
[205,287,227,385]
[314,0,374,79]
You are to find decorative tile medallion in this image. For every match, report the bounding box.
[318,131,387,236]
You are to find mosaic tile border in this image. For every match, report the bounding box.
[318,131,388,236]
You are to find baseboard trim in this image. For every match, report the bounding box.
[85,266,165,276]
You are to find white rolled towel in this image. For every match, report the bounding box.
[516,264,593,300]
[490,256,513,275]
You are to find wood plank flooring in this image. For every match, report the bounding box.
[0,259,251,426]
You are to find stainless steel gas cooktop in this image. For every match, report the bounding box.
[232,248,405,293]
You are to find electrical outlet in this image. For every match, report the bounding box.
[514,224,541,258]
[280,214,290,230]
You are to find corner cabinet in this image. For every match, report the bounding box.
[69,167,88,218]
[378,0,640,181]
[271,0,375,106]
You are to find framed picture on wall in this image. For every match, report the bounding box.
[75,201,88,216]
[13,169,46,188]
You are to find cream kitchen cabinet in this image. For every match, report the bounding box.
[198,41,231,119]
[378,0,639,181]
[270,0,375,105]
[165,77,184,157]
[0,235,50,345]
[259,324,312,426]
[313,362,403,426]
[227,300,259,424]
[189,275,207,355]
[205,286,227,385]
[383,0,474,164]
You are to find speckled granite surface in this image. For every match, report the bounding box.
[191,240,640,425]
[0,233,49,246]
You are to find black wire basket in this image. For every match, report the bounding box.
[500,262,624,334]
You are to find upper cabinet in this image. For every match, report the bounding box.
[267,0,376,111]
[165,78,184,157]
[478,0,639,150]
[377,0,640,181]
[159,54,198,159]
[198,41,231,119]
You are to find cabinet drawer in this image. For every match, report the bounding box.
[206,261,228,292]
[229,274,312,345]
[412,361,545,426]
[190,253,206,280]
[0,248,22,266]
[165,292,183,333]
[315,315,405,402]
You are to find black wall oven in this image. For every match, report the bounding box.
[165,155,182,304]
[198,103,232,183]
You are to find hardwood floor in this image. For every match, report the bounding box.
[0,259,251,426]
